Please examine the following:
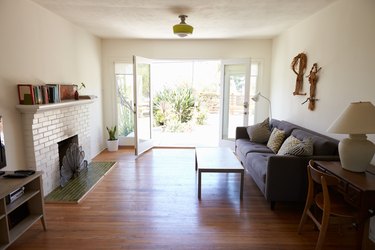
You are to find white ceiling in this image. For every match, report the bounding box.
[31,0,337,39]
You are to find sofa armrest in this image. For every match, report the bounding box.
[236,126,249,140]
[265,154,340,203]
[265,155,310,202]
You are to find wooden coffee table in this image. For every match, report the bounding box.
[195,147,244,199]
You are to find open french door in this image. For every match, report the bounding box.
[133,56,154,156]
[219,59,251,148]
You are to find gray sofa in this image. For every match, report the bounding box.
[235,119,340,209]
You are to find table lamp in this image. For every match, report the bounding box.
[327,101,375,172]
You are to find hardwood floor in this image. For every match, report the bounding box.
[9,148,363,249]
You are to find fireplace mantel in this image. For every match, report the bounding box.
[16,99,95,114]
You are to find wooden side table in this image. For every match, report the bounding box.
[315,161,375,250]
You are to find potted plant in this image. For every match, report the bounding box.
[106,126,119,151]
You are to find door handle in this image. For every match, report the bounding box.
[243,102,249,109]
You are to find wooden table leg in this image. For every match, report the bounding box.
[240,171,244,199]
[40,217,47,231]
[198,170,202,200]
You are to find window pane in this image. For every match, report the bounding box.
[116,63,134,138]
[115,63,132,74]
[136,63,151,141]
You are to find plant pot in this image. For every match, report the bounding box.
[107,139,119,152]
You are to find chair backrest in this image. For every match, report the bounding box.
[308,160,339,186]
[308,160,341,211]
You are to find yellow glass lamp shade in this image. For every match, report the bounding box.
[173,15,193,37]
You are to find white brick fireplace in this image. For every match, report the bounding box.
[16,100,94,195]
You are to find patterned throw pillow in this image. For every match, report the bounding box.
[246,118,271,143]
[278,136,314,156]
[267,128,286,153]
[289,137,314,156]
[277,135,301,155]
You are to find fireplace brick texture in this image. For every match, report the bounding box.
[19,102,92,195]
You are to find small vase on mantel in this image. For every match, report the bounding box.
[74,82,86,100]
[74,90,79,100]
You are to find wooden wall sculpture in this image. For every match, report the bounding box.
[291,53,307,95]
[305,63,322,111]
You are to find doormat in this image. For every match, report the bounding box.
[44,161,117,204]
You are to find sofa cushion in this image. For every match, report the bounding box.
[270,120,299,137]
[236,139,273,157]
[267,128,285,153]
[246,118,271,143]
[291,129,338,155]
[278,135,313,156]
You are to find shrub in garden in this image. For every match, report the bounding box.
[153,87,206,132]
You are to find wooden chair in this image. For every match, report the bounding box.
[298,160,357,250]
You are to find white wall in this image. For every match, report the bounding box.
[271,0,375,137]
[0,0,104,170]
[102,39,273,130]
[271,0,375,241]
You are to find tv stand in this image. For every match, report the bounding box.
[0,171,46,249]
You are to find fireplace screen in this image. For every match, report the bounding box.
[58,135,88,187]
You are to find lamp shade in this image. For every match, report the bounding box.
[251,92,260,102]
[173,15,193,37]
[250,92,272,124]
[327,102,375,134]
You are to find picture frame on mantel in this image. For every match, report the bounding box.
[60,84,78,101]
[17,84,34,105]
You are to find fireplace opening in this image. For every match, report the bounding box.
[58,135,88,187]
[58,135,78,170]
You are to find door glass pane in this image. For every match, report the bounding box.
[136,63,151,142]
[223,64,246,140]
[115,63,134,139]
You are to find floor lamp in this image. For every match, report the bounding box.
[251,92,272,124]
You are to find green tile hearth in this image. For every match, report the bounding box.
[45,161,117,203]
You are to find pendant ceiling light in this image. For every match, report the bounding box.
[173,15,193,37]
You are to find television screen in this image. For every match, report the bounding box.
[0,115,6,169]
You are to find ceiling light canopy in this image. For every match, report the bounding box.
[173,15,193,37]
